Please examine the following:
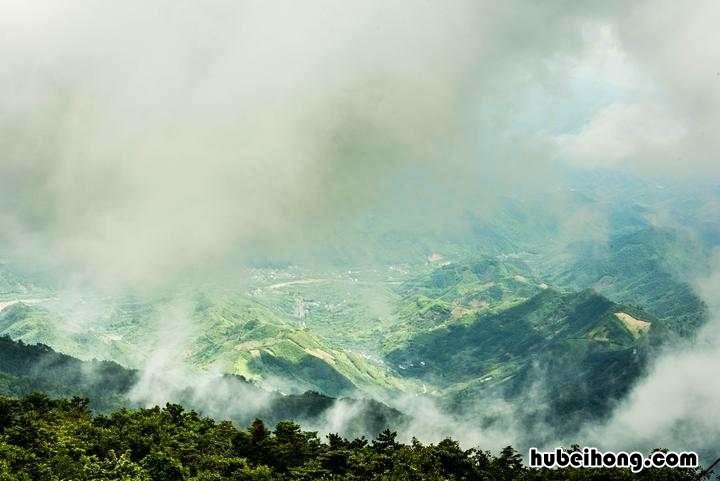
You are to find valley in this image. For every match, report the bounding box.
[0,173,715,448]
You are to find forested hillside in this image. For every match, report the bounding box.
[0,394,704,480]
[386,287,660,433]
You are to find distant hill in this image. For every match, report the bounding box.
[0,262,49,299]
[544,227,708,336]
[381,257,544,350]
[386,287,662,434]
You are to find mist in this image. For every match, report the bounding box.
[0,0,672,293]
[2,0,720,463]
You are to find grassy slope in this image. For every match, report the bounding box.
[0,292,412,398]
[187,292,410,396]
[382,257,544,351]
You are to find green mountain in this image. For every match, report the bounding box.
[0,293,411,399]
[386,288,661,433]
[0,174,713,440]
[186,292,410,396]
[383,258,544,349]
[0,335,135,413]
[0,238,702,439]
[543,227,708,336]
[0,335,404,438]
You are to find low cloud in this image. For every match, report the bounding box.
[580,251,720,460]
[554,0,720,182]
[0,1,613,292]
[554,102,686,170]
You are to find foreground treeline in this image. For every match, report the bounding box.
[0,394,706,480]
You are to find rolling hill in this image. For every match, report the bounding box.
[543,227,708,336]
[383,257,544,349]
[0,335,404,438]
[0,292,412,399]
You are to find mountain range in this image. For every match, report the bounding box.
[0,171,715,444]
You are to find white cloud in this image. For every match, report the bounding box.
[554,102,686,168]
[552,1,720,180]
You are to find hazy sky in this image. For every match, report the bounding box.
[1,0,718,290]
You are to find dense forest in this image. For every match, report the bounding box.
[0,393,707,481]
